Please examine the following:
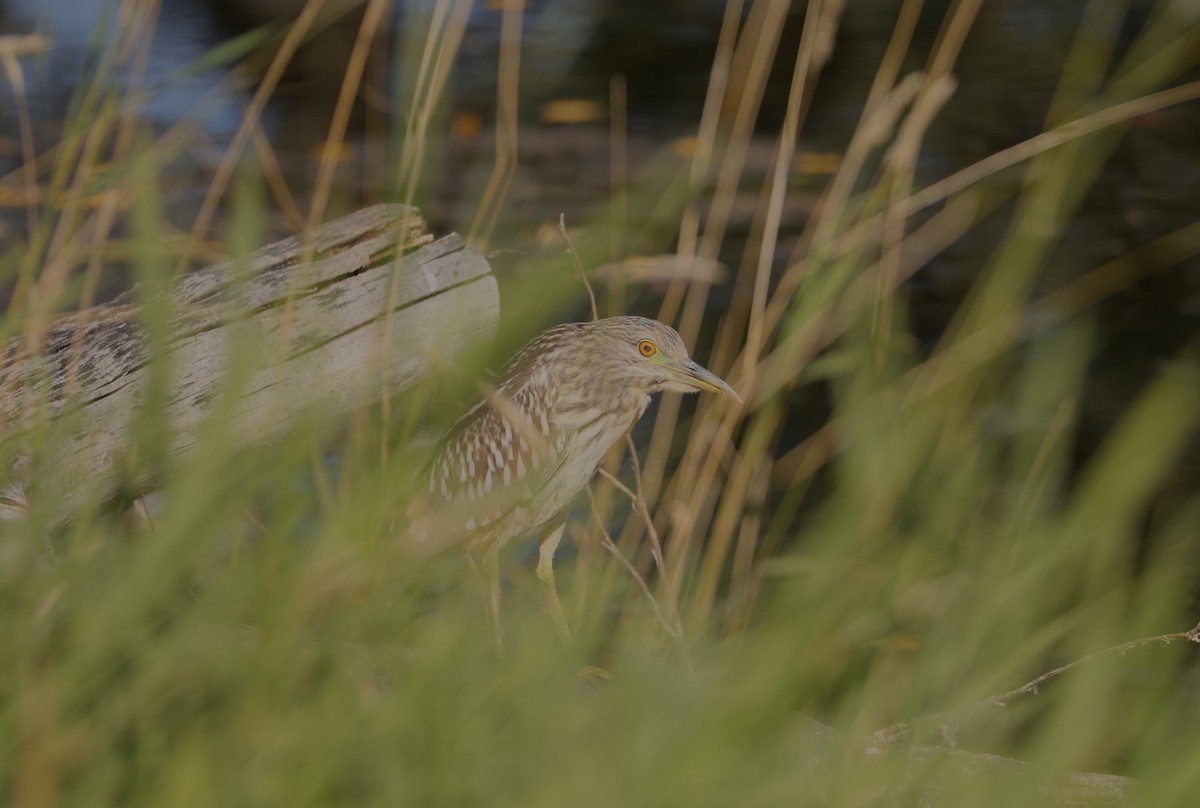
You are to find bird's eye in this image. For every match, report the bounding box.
[638,340,658,357]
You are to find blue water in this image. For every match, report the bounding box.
[3,0,247,139]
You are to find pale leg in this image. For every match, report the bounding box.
[481,543,505,654]
[536,521,572,643]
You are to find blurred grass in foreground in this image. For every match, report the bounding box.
[2,1,1200,806]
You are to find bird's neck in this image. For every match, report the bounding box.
[554,385,650,435]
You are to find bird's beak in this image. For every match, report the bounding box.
[669,357,742,403]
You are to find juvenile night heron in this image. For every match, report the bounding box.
[410,316,740,641]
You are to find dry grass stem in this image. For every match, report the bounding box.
[773,216,1200,481]
[251,126,306,233]
[468,0,522,248]
[396,0,472,206]
[587,488,682,639]
[598,463,666,582]
[0,34,48,243]
[176,0,327,281]
[557,214,598,321]
[868,619,1200,749]
[308,0,392,231]
[825,79,1200,269]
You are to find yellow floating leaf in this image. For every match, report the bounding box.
[671,136,699,158]
[540,99,606,125]
[794,151,842,174]
[310,140,356,164]
[452,110,484,141]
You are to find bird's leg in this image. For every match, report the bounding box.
[536,520,572,644]
[536,524,612,685]
[481,543,505,654]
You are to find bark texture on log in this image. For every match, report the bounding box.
[0,205,498,521]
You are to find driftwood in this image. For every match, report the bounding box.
[0,205,498,522]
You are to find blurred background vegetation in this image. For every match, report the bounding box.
[1,0,1199,805]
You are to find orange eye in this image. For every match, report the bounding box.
[638,340,657,357]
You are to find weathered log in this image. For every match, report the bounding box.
[0,205,498,522]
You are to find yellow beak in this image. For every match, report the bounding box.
[669,358,742,403]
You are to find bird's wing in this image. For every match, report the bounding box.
[408,323,588,547]
[418,370,568,538]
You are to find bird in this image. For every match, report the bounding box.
[406,315,740,643]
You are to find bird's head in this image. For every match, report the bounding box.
[580,316,741,402]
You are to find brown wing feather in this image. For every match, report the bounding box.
[420,325,580,535]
